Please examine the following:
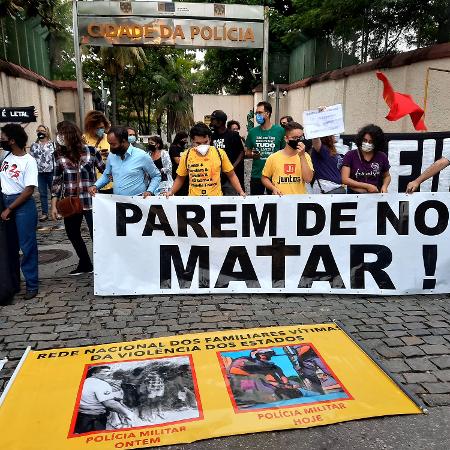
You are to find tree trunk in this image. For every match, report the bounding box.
[156,115,162,137]
[111,74,118,125]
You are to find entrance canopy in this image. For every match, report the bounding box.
[77,1,264,49]
[73,1,268,127]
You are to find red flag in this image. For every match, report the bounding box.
[376,71,427,131]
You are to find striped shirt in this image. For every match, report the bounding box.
[52,146,105,210]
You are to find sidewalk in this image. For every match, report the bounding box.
[1,216,450,449]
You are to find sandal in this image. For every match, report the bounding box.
[39,214,48,222]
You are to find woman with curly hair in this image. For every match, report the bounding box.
[83,110,112,193]
[341,124,391,193]
[51,121,105,275]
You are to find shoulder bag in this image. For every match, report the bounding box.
[56,161,83,218]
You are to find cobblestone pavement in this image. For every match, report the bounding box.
[1,197,450,449]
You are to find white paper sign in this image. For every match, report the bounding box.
[303,104,345,139]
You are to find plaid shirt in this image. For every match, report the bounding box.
[52,145,105,210]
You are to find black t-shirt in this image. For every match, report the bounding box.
[169,143,183,180]
[212,129,244,184]
[153,157,163,170]
[212,129,244,165]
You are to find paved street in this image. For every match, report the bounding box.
[1,218,450,449]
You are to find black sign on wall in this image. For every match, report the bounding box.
[0,106,36,123]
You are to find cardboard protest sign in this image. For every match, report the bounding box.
[0,324,421,449]
[93,193,450,296]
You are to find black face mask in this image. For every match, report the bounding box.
[110,145,126,156]
[37,132,46,140]
[0,140,12,152]
[148,144,157,151]
[287,138,301,149]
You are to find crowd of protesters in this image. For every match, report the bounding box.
[0,103,443,301]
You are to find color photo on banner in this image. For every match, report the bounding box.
[69,356,202,436]
[219,344,350,411]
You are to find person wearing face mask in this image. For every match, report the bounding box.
[261,122,314,195]
[89,126,161,197]
[341,124,391,194]
[1,123,39,299]
[126,126,146,151]
[311,134,346,194]
[83,111,112,193]
[210,110,245,195]
[168,131,189,196]
[29,125,56,220]
[51,121,105,275]
[245,101,285,195]
[148,135,173,194]
[166,122,245,197]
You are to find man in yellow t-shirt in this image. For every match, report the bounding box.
[166,123,245,197]
[261,121,314,195]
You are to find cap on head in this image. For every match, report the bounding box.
[210,110,228,123]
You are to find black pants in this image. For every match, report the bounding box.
[250,178,269,195]
[64,210,93,269]
[74,412,108,434]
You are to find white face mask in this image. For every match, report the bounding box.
[196,144,209,156]
[56,134,66,147]
[361,142,374,153]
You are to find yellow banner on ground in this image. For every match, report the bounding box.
[0,324,421,449]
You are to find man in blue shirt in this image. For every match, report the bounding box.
[89,126,161,197]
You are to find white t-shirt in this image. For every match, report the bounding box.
[0,152,38,195]
[78,377,116,415]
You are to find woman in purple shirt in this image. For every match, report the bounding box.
[311,135,346,194]
[341,124,391,193]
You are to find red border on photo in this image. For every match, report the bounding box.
[216,343,353,414]
[67,354,204,439]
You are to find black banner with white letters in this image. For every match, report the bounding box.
[0,106,36,123]
[342,132,450,193]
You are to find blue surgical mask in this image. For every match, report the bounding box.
[96,128,105,138]
[128,135,137,144]
[255,113,265,125]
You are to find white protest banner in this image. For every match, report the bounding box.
[303,104,345,139]
[93,193,450,296]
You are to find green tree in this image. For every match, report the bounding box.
[98,46,146,125]
[154,52,197,137]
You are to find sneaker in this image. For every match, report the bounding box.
[69,266,93,276]
[24,290,38,300]
[39,214,48,222]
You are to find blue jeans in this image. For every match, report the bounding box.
[38,172,53,215]
[3,194,39,292]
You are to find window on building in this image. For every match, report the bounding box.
[62,112,76,124]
